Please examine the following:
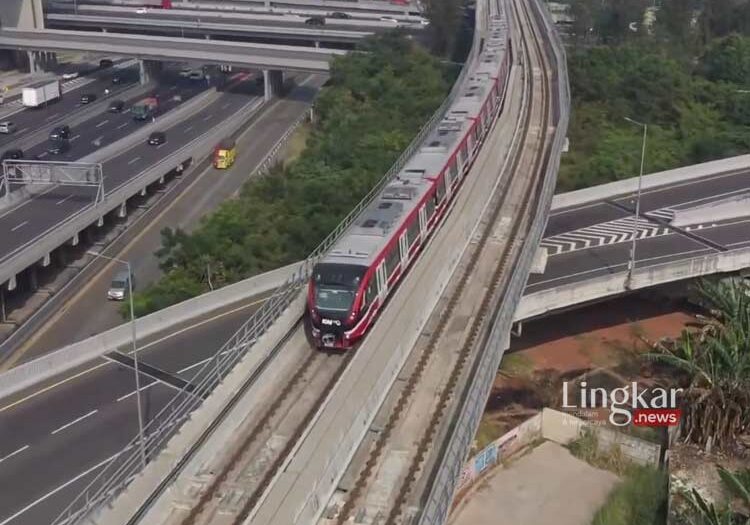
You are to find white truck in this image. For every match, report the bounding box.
[22,79,61,108]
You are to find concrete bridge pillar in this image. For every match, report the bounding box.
[2,0,45,30]
[28,266,38,291]
[263,69,283,101]
[117,202,127,218]
[138,59,163,85]
[26,50,40,74]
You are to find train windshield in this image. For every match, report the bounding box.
[313,263,366,313]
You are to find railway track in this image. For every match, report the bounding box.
[171,328,353,525]
[326,0,557,521]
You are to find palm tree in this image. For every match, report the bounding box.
[648,278,750,451]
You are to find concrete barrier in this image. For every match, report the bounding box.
[0,261,301,400]
[551,154,750,211]
[515,246,750,321]
[671,193,750,227]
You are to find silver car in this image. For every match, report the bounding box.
[107,270,134,300]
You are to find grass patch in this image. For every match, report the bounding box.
[569,429,667,525]
[499,353,534,378]
[282,122,311,168]
[591,466,668,525]
[474,417,506,451]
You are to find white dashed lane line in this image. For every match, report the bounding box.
[50,409,98,435]
[10,220,27,232]
[0,445,30,465]
[127,156,141,165]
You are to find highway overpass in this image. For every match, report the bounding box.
[0,29,342,71]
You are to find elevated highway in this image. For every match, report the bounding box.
[0,29,342,71]
[517,155,750,320]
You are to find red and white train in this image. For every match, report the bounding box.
[307,10,512,349]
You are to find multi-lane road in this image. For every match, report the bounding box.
[0,73,255,269]
[0,75,324,525]
[527,168,750,293]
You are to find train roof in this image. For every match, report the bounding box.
[321,12,510,271]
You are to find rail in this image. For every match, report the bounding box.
[416,0,569,522]
[52,3,490,523]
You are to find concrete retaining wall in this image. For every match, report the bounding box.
[450,408,661,511]
[0,261,301,400]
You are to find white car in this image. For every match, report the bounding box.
[179,66,193,77]
[136,8,148,14]
[380,16,399,23]
[62,72,79,80]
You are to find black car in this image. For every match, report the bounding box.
[47,139,70,155]
[1,149,23,161]
[329,11,351,19]
[49,125,70,141]
[147,131,166,145]
[108,100,125,113]
[80,93,97,104]
[305,16,326,25]
[112,74,122,85]
[99,58,114,68]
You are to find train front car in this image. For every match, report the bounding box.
[307,263,367,349]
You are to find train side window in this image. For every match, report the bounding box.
[459,141,468,165]
[436,175,446,201]
[473,123,481,142]
[426,194,436,220]
[363,279,376,308]
[384,246,400,277]
[449,159,458,181]
[406,218,420,247]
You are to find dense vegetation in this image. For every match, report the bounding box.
[649,279,750,453]
[558,0,750,191]
[127,33,451,316]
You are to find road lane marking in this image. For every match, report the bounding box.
[38,151,48,158]
[44,113,60,121]
[1,89,293,379]
[50,409,98,435]
[0,445,29,465]
[184,125,193,133]
[156,143,166,149]
[69,134,80,142]
[0,362,108,413]
[117,122,128,129]
[96,119,109,128]
[0,448,129,525]
[127,156,141,165]
[116,381,157,402]
[202,113,212,121]
[17,127,28,134]
[221,102,230,109]
[10,221,27,232]
[56,194,73,206]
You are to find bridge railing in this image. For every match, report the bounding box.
[416,0,570,523]
[52,15,485,524]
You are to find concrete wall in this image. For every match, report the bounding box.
[450,408,661,510]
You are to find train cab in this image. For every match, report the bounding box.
[307,263,367,348]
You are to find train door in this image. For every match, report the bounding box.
[399,233,408,266]
[376,262,387,302]
[418,205,426,239]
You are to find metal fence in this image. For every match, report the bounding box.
[53,26,485,523]
[416,0,571,523]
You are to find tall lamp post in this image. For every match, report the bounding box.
[624,117,647,290]
[88,251,147,468]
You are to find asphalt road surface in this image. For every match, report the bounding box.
[527,168,750,293]
[0,76,323,525]
[0,65,140,150]
[0,74,253,267]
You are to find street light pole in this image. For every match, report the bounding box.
[624,117,647,290]
[88,252,147,468]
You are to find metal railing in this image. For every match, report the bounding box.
[53,9,489,524]
[416,0,570,522]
